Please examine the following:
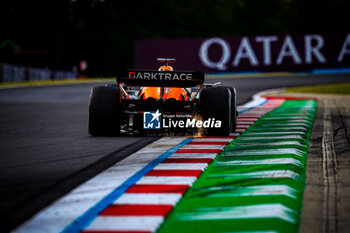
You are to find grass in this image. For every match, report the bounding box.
[0,78,115,88]
[284,82,350,95]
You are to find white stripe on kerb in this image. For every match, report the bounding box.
[114,193,182,205]
[230,133,241,137]
[236,121,255,124]
[236,128,246,132]
[85,216,164,231]
[181,144,226,150]
[238,113,262,117]
[154,163,208,170]
[137,176,197,185]
[170,153,217,159]
[236,124,251,128]
[237,118,259,121]
[244,111,268,114]
[192,138,233,142]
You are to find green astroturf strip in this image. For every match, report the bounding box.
[157,100,317,233]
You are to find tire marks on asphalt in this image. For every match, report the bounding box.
[322,99,339,233]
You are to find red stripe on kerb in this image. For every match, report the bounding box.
[146,170,202,177]
[162,158,213,163]
[82,230,151,233]
[99,204,173,217]
[237,116,259,119]
[238,114,262,116]
[188,141,230,145]
[198,136,236,139]
[176,149,222,153]
[126,185,189,194]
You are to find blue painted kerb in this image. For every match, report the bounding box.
[61,137,194,233]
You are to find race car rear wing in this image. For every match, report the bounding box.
[157,58,176,64]
[117,70,205,87]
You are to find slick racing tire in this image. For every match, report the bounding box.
[200,86,232,136]
[222,86,237,133]
[88,84,121,136]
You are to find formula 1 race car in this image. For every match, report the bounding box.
[88,58,237,136]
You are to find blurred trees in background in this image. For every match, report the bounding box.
[1,0,349,75]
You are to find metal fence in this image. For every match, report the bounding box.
[0,63,78,82]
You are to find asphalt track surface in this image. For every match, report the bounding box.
[0,73,349,232]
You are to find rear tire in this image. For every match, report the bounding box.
[200,86,232,136]
[88,85,121,136]
[223,86,237,133]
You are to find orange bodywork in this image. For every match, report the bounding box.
[158,65,173,71]
[137,63,188,101]
[139,87,189,101]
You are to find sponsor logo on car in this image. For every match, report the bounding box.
[129,72,193,81]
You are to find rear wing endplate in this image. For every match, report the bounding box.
[117,70,204,87]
